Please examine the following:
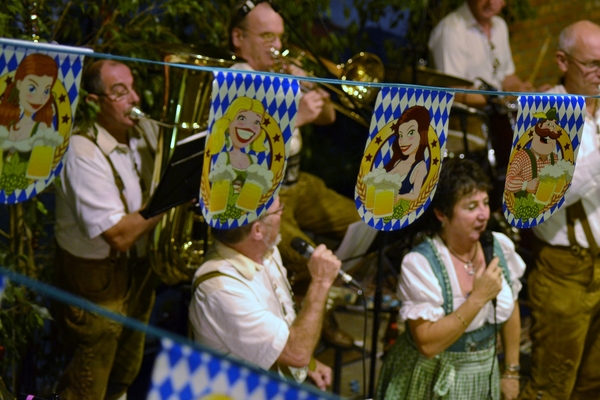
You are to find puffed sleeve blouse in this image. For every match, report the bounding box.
[398,232,526,331]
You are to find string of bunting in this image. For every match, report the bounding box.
[0,265,339,400]
[0,38,590,231]
[0,37,591,396]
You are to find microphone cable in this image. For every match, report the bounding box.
[290,236,370,397]
[488,303,498,399]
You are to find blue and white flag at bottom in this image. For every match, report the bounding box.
[148,338,338,400]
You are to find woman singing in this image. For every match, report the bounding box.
[377,158,525,400]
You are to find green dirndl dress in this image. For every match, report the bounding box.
[376,237,511,400]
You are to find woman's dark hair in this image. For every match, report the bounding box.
[428,158,492,232]
[384,105,430,172]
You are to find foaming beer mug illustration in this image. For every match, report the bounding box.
[236,164,273,212]
[26,128,64,180]
[534,165,560,205]
[554,159,574,194]
[26,144,54,179]
[208,163,236,214]
[363,168,382,211]
[372,172,402,218]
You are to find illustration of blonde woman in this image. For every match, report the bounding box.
[207,96,273,215]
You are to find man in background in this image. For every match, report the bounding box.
[428,0,539,94]
[228,0,362,348]
[522,20,600,399]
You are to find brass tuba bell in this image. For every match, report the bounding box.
[147,46,239,285]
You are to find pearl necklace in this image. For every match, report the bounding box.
[447,242,479,276]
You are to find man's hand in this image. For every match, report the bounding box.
[536,83,553,92]
[526,178,539,193]
[307,359,332,390]
[296,89,329,127]
[307,244,341,288]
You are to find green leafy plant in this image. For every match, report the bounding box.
[0,0,534,394]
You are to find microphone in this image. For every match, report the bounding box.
[479,230,496,308]
[290,237,362,290]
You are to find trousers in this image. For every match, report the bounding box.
[278,171,360,282]
[520,239,600,399]
[54,245,156,400]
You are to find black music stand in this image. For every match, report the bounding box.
[141,133,206,219]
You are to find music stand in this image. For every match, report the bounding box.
[140,132,206,219]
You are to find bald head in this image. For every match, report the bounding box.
[558,20,600,54]
[556,20,600,97]
[230,2,284,71]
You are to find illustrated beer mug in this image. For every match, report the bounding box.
[235,164,273,212]
[26,145,55,180]
[371,172,402,218]
[208,163,236,214]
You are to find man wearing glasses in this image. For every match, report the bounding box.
[189,196,340,390]
[228,0,361,349]
[521,20,600,399]
[54,59,163,399]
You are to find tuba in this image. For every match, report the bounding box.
[271,45,384,127]
[147,45,239,285]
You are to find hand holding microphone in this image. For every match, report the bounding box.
[474,231,502,308]
[291,237,362,291]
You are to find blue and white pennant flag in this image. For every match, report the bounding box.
[355,86,454,231]
[200,71,300,229]
[148,338,338,400]
[0,39,90,204]
[503,94,585,228]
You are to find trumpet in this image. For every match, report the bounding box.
[270,46,384,128]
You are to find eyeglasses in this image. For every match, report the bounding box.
[565,52,600,72]
[243,29,288,45]
[261,204,285,218]
[93,83,135,102]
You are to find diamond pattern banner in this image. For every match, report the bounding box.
[355,86,454,231]
[200,71,300,229]
[503,95,585,228]
[0,39,90,204]
[148,338,338,400]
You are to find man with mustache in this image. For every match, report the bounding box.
[505,108,561,197]
[54,59,163,400]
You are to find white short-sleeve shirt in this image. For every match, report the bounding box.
[428,2,516,90]
[189,241,295,370]
[54,121,157,259]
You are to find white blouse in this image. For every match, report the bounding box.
[398,232,526,331]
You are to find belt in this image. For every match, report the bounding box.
[535,239,600,258]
